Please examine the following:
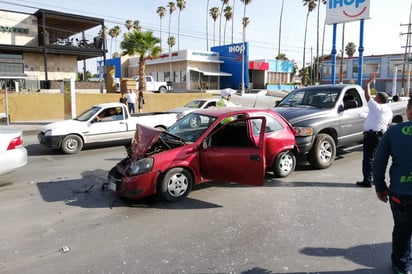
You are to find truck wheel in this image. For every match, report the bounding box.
[158,86,167,93]
[157,167,193,202]
[61,134,83,154]
[307,133,336,169]
[188,116,201,128]
[272,151,296,178]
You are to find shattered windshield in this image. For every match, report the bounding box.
[167,113,217,142]
[75,106,101,121]
[277,88,339,108]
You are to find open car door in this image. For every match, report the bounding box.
[199,117,266,186]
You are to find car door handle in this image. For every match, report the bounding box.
[250,155,260,161]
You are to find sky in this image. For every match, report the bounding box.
[1,0,411,73]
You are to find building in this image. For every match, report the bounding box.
[121,42,296,92]
[321,53,412,95]
[0,8,106,91]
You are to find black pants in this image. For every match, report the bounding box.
[390,195,412,271]
[362,131,382,184]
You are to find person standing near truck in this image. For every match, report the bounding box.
[356,76,393,188]
[138,91,145,113]
[373,98,412,274]
[127,89,137,114]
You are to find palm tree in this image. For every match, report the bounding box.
[168,36,176,50]
[125,20,132,32]
[112,25,122,55]
[176,0,186,51]
[345,42,357,57]
[108,26,121,57]
[120,30,161,91]
[315,0,327,83]
[156,6,166,52]
[167,2,176,53]
[132,20,141,32]
[302,0,317,85]
[209,7,220,47]
[240,0,251,93]
[98,26,108,54]
[223,5,233,45]
[206,0,210,50]
[219,0,230,45]
[231,0,236,44]
[278,0,285,57]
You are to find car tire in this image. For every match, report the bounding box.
[158,167,193,202]
[158,86,167,93]
[61,134,83,154]
[188,116,201,128]
[272,150,296,178]
[307,133,336,169]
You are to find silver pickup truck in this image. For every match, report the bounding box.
[38,103,177,154]
[274,84,408,169]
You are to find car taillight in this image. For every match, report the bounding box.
[7,136,23,150]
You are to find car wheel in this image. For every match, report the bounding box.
[188,116,201,128]
[61,134,83,154]
[158,86,167,93]
[158,167,193,202]
[307,133,336,169]
[272,150,296,178]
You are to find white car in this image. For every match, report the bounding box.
[0,128,28,175]
[168,98,219,119]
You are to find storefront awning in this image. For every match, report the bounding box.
[190,68,232,76]
[0,73,28,79]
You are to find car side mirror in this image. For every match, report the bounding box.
[202,137,212,150]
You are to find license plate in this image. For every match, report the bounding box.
[109,182,117,192]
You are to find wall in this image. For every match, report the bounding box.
[0,91,212,122]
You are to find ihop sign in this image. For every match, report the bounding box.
[326,0,370,25]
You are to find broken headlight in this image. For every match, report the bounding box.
[128,158,154,176]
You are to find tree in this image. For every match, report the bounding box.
[240,0,252,93]
[176,0,186,51]
[315,0,327,83]
[223,5,233,45]
[108,26,121,57]
[132,20,141,32]
[167,36,176,49]
[120,30,161,92]
[345,42,357,57]
[219,0,230,45]
[209,7,220,46]
[206,0,210,50]
[125,20,132,32]
[98,26,108,54]
[231,0,236,44]
[302,0,317,85]
[278,0,285,57]
[156,6,166,52]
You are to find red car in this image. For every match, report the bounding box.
[107,108,298,202]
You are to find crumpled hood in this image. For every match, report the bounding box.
[130,124,162,161]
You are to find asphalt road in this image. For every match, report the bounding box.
[0,129,395,274]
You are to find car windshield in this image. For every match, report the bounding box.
[277,88,339,108]
[74,106,101,121]
[167,113,217,142]
[183,100,206,109]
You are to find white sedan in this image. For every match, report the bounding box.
[0,128,28,175]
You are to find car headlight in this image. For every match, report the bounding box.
[294,127,314,137]
[128,158,154,176]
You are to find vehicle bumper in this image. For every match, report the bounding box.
[295,136,315,155]
[0,147,28,175]
[109,170,160,200]
[38,132,62,148]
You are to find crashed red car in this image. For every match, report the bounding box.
[107,108,298,202]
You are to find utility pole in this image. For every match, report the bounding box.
[400,0,412,97]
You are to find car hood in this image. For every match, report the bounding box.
[40,120,85,132]
[130,124,163,161]
[274,107,331,124]
[168,107,194,114]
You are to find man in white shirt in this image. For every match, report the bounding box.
[127,89,137,114]
[357,76,393,188]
